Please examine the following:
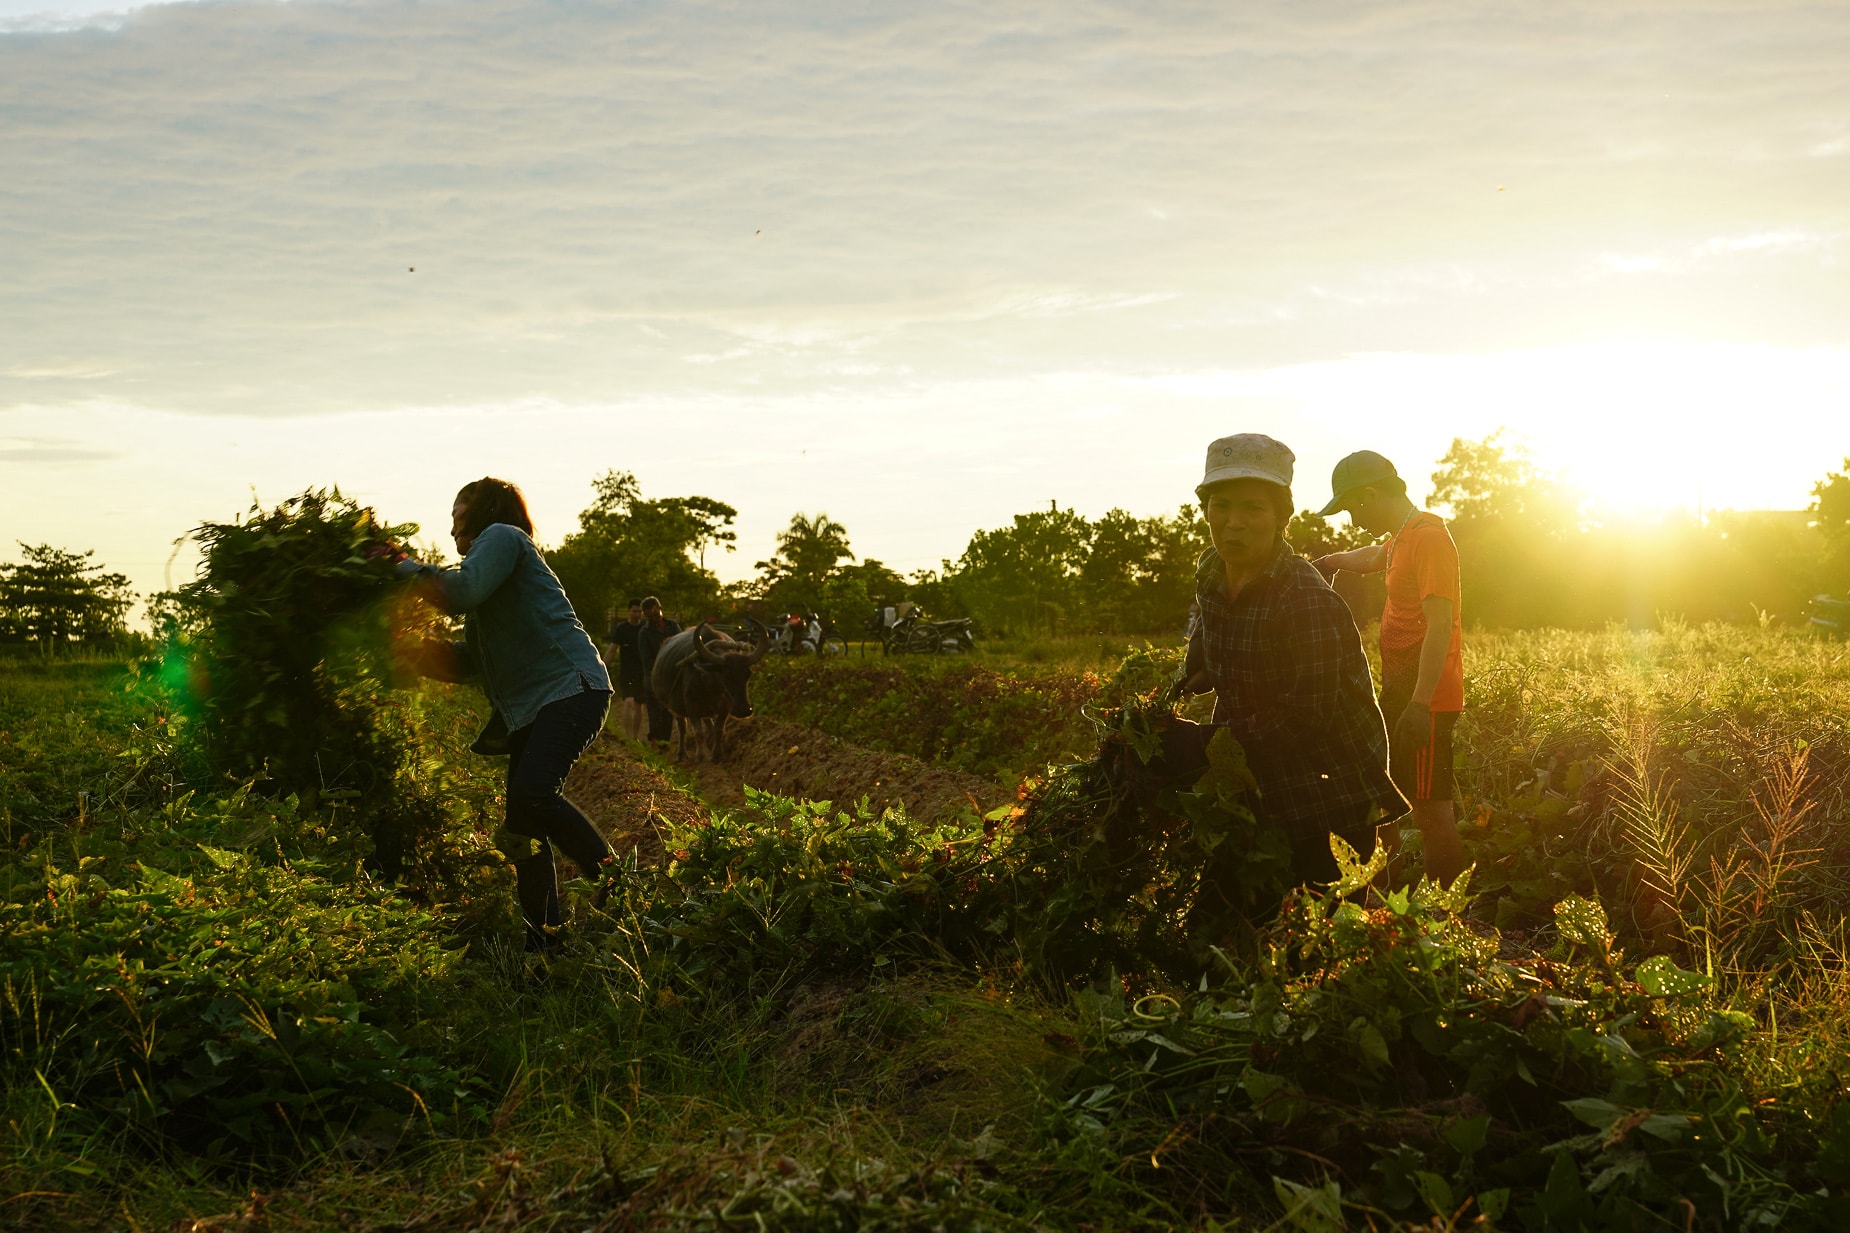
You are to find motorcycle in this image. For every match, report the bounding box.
[868,605,976,655]
[1808,593,1850,637]
[771,612,848,656]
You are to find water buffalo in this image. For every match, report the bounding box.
[649,619,770,761]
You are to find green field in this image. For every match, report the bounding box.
[3,623,1849,1230]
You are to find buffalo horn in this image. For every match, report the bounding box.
[743,617,770,665]
[695,622,730,664]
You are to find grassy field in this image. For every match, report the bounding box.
[3,622,1849,1229]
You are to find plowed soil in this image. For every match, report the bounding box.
[677,716,1009,823]
[563,733,706,865]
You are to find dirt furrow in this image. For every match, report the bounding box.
[563,733,705,865]
[674,716,1009,823]
[566,718,1010,857]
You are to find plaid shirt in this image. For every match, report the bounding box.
[1186,542,1407,835]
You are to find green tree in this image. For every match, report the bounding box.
[1811,458,1850,587]
[0,543,134,651]
[753,512,857,613]
[950,503,1093,636]
[815,558,909,634]
[546,471,737,628]
[1076,506,1207,634]
[1428,430,1575,536]
[1425,431,1582,627]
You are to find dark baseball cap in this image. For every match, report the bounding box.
[1318,450,1399,516]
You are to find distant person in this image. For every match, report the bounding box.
[395,477,616,955]
[1313,451,1466,885]
[605,598,646,741]
[636,596,682,751]
[1181,434,1407,902]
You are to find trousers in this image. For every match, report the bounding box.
[505,687,613,948]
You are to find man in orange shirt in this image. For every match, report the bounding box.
[1313,451,1466,885]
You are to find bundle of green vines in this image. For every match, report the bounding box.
[174,488,449,878]
[993,646,1294,983]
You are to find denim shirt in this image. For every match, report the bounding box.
[398,524,610,734]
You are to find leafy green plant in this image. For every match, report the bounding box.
[0,813,481,1161]
[1064,864,1841,1229]
[177,489,452,878]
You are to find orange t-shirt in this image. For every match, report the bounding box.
[1379,512,1464,712]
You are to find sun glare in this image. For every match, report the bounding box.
[1189,340,1850,518]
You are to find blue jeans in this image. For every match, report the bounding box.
[505,687,613,948]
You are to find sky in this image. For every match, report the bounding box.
[3,0,1848,606]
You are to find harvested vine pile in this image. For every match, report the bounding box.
[679,716,1007,824]
[174,489,451,878]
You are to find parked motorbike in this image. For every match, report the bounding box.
[1808,593,1850,637]
[770,612,848,656]
[868,605,976,655]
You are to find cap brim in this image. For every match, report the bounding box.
[1318,486,1364,517]
[1196,467,1290,498]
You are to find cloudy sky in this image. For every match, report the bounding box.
[4,0,1848,603]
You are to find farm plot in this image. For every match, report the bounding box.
[6,614,1850,1231]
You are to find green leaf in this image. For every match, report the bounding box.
[1638,1113,1691,1142]
[1271,1177,1344,1233]
[1329,833,1388,896]
[1443,1112,1491,1157]
[1199,727,1258,797]
[1539,1148,1588,1223]
[1413,1171,1455,1219]
[1635,954,1712,998]
[1355,1022,1391,1068]
[1562,1096,1623,1130]
[1553,893,1610,948]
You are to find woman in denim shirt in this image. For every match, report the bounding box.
[398,478,615,953]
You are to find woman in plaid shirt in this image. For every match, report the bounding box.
[1182,434,1407,891]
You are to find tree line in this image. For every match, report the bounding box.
[11,436,1850,649]
[0,544,134,652]
[547,439,1850,638]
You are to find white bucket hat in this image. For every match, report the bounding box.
[1195,433,1295,498]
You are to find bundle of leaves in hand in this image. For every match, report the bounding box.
[177,489,447,875]
[1002,646,1294,984]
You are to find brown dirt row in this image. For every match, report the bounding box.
[564,718,1010,862]
[678,716,1010,824]
[562,733,706,866]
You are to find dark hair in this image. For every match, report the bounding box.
[1201,480,1294,528]
[454,477,534,541]
[640,596,662,612]
[627,598,643,608]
